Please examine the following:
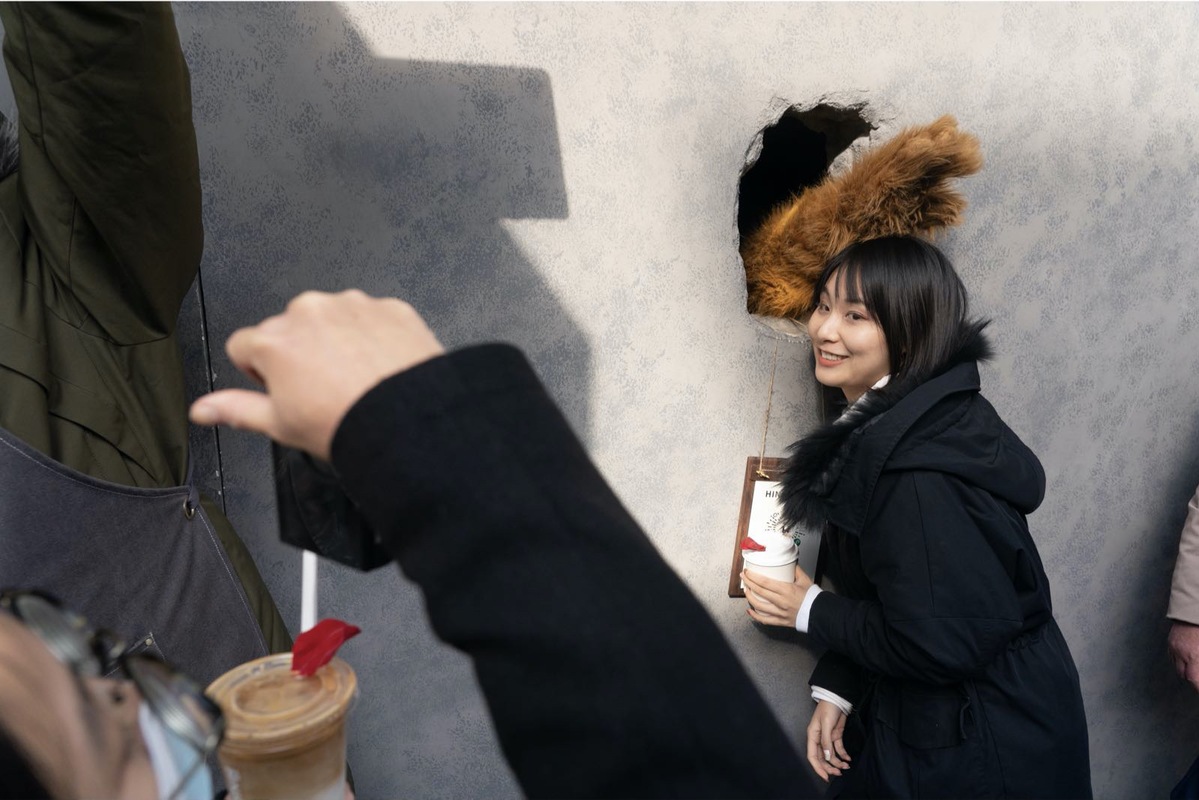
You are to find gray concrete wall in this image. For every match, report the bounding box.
[172,3,1198,797]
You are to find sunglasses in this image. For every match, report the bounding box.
[0,589,225,798]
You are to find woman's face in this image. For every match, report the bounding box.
[807,270,891,403]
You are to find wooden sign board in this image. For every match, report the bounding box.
[728,456,822,597]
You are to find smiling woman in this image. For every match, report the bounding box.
[740,233,1093,798]
[735,104,1091,800]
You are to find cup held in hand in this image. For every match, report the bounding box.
[741,551,799,585]
[207,654,358,800]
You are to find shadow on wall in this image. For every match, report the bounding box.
[181,1,587,437]
[175,4,577,797]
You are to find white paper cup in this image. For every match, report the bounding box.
[741,552,798,584]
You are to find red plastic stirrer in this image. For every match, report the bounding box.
[291,618,361,676]
[740,536,766,552]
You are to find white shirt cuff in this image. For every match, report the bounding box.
[811,687,854,716]
[794,584,822,633]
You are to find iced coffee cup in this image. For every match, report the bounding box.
[206,653,357,800]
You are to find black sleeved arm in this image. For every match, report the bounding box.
[330,344,816,799]
[808,650,863,706]
[808,471,1024,685]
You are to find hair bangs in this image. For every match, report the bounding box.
[811,252,869,311]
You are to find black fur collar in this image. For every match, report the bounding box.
[780,324,993,534]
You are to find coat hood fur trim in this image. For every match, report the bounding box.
[780,323,993,534]
[742,115,983,320]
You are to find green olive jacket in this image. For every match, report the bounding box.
[0,2,288,653]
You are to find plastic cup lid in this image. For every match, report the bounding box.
[741,548,798,568]
[206,653,357,756]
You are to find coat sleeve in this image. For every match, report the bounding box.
[1168,485,1199,624]
[0,2,201,342]
[807,471,1024,685]
[808,649,863,706]
[330,344,816,800]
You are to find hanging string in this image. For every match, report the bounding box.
[756,338,780,478]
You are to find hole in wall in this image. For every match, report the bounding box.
[737,103,874,246]
[738,103,874,416]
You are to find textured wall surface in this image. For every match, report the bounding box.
[168,3,1199,797]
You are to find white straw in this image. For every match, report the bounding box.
[301,549,318,632]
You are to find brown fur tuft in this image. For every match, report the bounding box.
[742,115,983,319]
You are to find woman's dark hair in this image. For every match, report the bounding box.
[811,235,988,391]
[0,719,51,799]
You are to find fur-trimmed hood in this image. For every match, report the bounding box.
[780,327,1045,536]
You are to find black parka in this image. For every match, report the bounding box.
[782,334,1092,799]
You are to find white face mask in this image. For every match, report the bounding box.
[138,702,214,800]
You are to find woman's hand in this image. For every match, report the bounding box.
[1169,621,1199,691]
[742,564,814,628]
[806,700,851,782]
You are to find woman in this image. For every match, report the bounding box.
[742,236,1092,798]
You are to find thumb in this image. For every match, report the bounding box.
[1186,661,1199,693]
[190,389,278,437]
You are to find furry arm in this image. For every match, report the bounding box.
[742,115,983,319]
